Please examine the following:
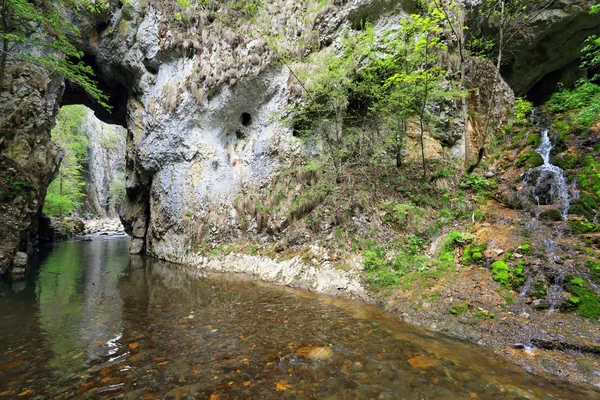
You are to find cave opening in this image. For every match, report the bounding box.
[240,112,252,126]
[43,105,127,227]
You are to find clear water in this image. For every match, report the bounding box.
[1,237,599,399]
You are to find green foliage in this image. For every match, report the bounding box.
[578,155,600,197]
[586,260,600,284]
[0,177,38,200]
[547,82,600,129]
[43,106,88,215]
[0,0,110,108]
[459,174,496,194]
[463,242,487,265]
[230,0,262,16]
[292,6,464,176]
[513,98,534,126]
[569,219,599,234]
[538,208,562,221]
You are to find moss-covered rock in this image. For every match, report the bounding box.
[524,132,541,147]
[568,276,600,319]
[586,260,600,284]
[539,208,563,221]
[515,151,544,169]
[551,154,576,170]
[491,260,511,288]
[580,194,599,210]
[569,219,600,234]
[491,260,525,289]
[463,242,487,265]
[519,242,533,254]
[568,199,597,221]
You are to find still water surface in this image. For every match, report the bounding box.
[1,237,599,399]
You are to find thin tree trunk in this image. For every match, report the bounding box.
[0,40,8,89]
[0,0,9,90]
[419,36,431,181]
[469,0,505,173]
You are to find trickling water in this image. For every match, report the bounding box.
[546,268,570,314]
[521,129,571,219]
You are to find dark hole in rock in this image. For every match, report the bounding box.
[240,112,252,126]
[96,21,109,34]
[235,129,244,139]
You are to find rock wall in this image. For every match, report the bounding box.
[0,64,64,275]
[82,107,126,217]
[0,0,596,275]
[497,0,600,97]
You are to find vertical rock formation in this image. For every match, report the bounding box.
[82,108,126,217]
[0,65,64,275]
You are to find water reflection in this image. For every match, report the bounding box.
[1,238,600,399]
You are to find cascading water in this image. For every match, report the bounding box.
[520,129,571,219]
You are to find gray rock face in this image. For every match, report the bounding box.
[498,0,600,96]
[0,63,64,276]
[82,108,126,217]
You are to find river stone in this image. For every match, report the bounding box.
[297,346,333,360]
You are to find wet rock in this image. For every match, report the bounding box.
[297,346,333,360]
[10,267,25,276]
[12,252,27,267]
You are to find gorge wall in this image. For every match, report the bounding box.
[82,107,126,218]
[0,0,599,275]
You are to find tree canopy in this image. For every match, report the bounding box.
[0,0,109,108]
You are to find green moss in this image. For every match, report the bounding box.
[535,280,547,297]
[551,154,576,170]
[568,199,596,221]
[586,260,600,284]
[515,150,543,169]
[581,194,599,210]
[524,133,541,147]
[578,155,600,197]
[491,260,511,288]
[569,297,580,305]
[569,220,600,234]
[491,259,525,289]
[519,242,533,254]
[539,209,563,221]
[463,242,487,265]
[476,310,495,319]
[450,302,469,315]
[568,278,600,319]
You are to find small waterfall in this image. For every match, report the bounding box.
[521,129,571,219]
[546,269,567,313]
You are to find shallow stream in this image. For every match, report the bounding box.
[1,237,599,399]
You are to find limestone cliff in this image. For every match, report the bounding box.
[82,107,126,217]
[0,65,63,275]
